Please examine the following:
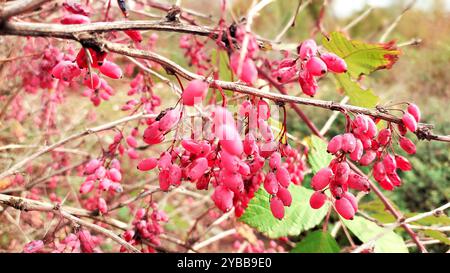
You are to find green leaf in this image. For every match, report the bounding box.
[117,207,131,222]
[342,216,408,253]
[422,230,450,245]
[240,185,329,238]
[322,32,401,78]
[307,135,333,173]
[291,231,340,253]
[334,73,379,108]
[211,49,232,82]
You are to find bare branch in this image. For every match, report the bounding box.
[0,112,156,180]
[0,193,139,252]
[0,0,53,21]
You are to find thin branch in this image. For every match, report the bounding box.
[191,228,236,251]
[379,0,416,43]
[1,21,449,141]
[342,7,373,32]
[0,0,53,21]
[0,193,139,252]
[0,112,156,180]
[0,20,217,40]
[320,96,349,135]
[352,202,449,253]
[108,45,448,143]
[274,0,310,43]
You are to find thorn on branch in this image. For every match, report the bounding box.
[53,203,61,211]
[3,197,27,211]
[376,105,388,113]
[416,126,434,141]
[166,6,181,22]
[330,102,342,111]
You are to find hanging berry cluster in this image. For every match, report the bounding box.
[138,76,305,220]
[309,104,420,220]
[79,158,124,214]
[121,204,169,253]
[272,39,347,96]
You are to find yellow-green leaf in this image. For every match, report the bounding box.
[334,73,380,108]
[291,231,340,253]
[240,185,329,238]
[422,230,450,245]
[322,32,401,78]
[342,216,408,253]
[306,135,333,173]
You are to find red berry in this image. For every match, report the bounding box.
[330,183,345,199]
[230,54,258,85]
[299,39,318,60]
[395,155,412,171]
[215,124,243,156]
[347,173,370,192]
[320,52,347,73]
[306,57,327,76]
[399,137,416,155]
[397,123,408,136]
[350,139,363,161]
[61,14,90,24]
[219,150,240,173]
[168,165,182,186]
[124,30,143,43]
[407,103,421,122]
[276,167,291,188]
[311,167,333,191]
[402,113,418,132]
[270,197,285,220]
[310,191,327,209]
[187,157,209,180]
[108,168,122,182]
[221,170,244,194]
[159,170,170,191]
[80,179,95,194]
[377,129,391,146]
[334,161,350,186]
[359,150,377,166]
[126,136,137,148]
[335,198,355,220]
[264,172,279,194]
[277,187,292,207]
[182,79,208,106]
[158,108,180,132]
[379,178,394,191]
[341,133,356,153]
[298,71,318,96]
[98,197,108,214]
[83,72,101,89]
[269,152,282,169]
[382,154,397,174]
[212,185,234,212]
[84,159,101,174]
[373,161,387,182]
[98,177,112,191]
[342,192,358,212]
[327,135,342,154]
[388,172,402,187]
[99,61,123,79]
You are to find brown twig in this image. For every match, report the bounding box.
[0,0,54,21]
[0,193,139,252]
[0,112,156,180]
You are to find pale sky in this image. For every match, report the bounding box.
[331,0,450,18]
